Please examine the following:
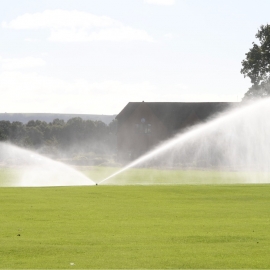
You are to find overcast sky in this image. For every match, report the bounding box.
[0,0,269,115]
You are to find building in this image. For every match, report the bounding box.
[116,102,237,161]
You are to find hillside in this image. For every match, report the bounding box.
[0,113,116,125]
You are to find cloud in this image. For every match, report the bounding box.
[2,9,154,42]
[164,33,176,40]
[49,26,153,42]
[24,38,39,42]
[0,70,239,114]
[2,10,116,30]
[0,71,157,114]
[0,56,46,70]
[144,0,175,6]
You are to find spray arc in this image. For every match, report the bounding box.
[99,98,270,185]
[0,142,96,187]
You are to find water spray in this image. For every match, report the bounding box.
[99,98,270,185]
[0,142,97,187]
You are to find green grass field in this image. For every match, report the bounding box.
[1,167,270,269]
[81,166,269,185]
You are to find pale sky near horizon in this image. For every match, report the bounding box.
[0,0,269,115]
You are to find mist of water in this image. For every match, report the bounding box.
[99,98,270,185]
[0,142,96,187]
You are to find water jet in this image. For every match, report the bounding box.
[0,142,96,187]
[100,98,270,185]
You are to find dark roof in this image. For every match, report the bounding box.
[116,102,238,131]
[116,102,139,122]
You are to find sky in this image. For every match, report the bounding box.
[0,0,270,115]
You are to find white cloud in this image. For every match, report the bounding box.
[49,26,153,42]
[144,0,175,6]
[0,57,46,70]
[0,71,157,114]
[2,9,153,42]
[0,71,240,114]
[176,93,239,102]
[164,33,176,40]
[24,38,39,42]
[2,10,116,30]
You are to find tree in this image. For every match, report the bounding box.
[241,24,270,100]
[9,121,26,145]
[0,121,11,141]
[26,126,44,146]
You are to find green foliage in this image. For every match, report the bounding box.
[241,24,270,99]
[1,181,270,268]
[0,117,117,157]
[9,121,26,144]
[0,121,11,141]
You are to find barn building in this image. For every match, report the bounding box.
[116,102,237,161]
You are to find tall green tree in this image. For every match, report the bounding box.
[0,121,11,141]
[241,24,270,99]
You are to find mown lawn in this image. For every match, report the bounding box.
[1,182,270,269]
[81,166,266,185]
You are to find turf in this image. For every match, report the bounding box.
[1,182,270,269]
[82,166,267,185]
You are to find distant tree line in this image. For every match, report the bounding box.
[0,117,117,161]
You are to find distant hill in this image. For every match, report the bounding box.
[0,113,116,125]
